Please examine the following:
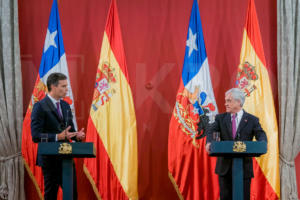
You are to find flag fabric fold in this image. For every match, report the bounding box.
[168,0,219,199]
[83,0,138,199]
[235,0,280,199]
[21,0,77,197]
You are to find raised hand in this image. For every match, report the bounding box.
[57,126,75,140]
[76,128,85,141]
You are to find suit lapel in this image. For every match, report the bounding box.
[44,96,63,122]
[224,113,233,139]
[236,111,248,136]
[61,102,68,122]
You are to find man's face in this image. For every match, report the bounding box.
[50,80,68,99]
[225,93,241,113]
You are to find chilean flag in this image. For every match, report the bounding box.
[168,0,219,199]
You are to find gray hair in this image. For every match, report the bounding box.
[225,88,245,107]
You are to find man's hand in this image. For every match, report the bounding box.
[205,143,211,153]
[76,128,85,141]
[57,126,76,141]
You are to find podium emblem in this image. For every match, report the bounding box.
[233,141,246,152]
[58,143,72,154]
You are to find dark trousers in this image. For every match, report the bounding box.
[218,171,251,200]
[42,161,78,200]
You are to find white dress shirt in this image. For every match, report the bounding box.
[47,94,62,114]
[231,109,244,130]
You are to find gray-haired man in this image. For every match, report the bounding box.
[205,88,267,200]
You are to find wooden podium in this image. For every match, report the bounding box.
[38,142,96,200]
[209,141,267,200]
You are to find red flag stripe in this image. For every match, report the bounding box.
[21,75,45,197]
[84,118,128,200]
[168,82,219,199]
[244,0,267,67]
[251,159,279,199]
[104,0,129,82]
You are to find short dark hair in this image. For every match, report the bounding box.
[47,72,67,92]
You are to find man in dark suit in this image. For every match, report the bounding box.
[206,88,267,200]
[31,72,85,200]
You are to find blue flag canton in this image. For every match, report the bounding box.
[39,0,65,78]
[182,0,207,87]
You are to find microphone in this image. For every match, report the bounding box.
[66,109,76,143]
[65,109,69,129]
[236,132,241,140]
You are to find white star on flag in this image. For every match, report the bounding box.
[192,107,199,115]
[186,28,198,57]
[43,29,57,53]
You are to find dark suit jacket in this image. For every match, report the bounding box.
[31,95,76,167]
[206,111,267,178]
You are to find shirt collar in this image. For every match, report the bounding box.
[231,109,244,119]
[47,94,61,105]
[237,109,244,119]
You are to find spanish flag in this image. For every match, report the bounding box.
[83,0,138,199]
[236,0,280,199]
[21,0,77,198]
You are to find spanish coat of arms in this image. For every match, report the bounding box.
[92,62,117,111]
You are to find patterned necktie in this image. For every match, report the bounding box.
[232,114,237,139]
[56,102,63,119]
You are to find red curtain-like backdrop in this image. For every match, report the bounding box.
[18,0,299,199]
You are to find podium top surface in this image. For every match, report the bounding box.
[209,141,267,157]
[38,142,96,158]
